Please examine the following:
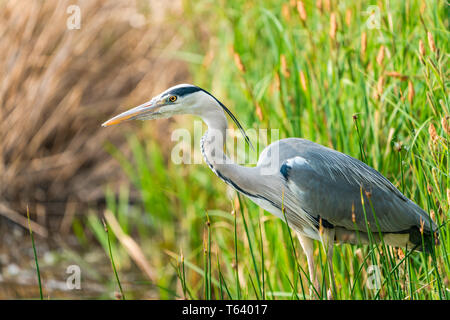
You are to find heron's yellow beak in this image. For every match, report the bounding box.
[102,101,157,127]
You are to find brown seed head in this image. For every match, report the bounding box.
[329,12,337,40]
[420,0,426,14]
[428,123,438,143]
[345,9,352,26]
[447,188,450,207]
[430,209,435,221]
[255,102,263,121]
[427,184,433,194]
[234,196,240,211]
[397,248,405,260]
[282,3,291,21]
[377,76,384,97]
[351,202,356,223]
[376,45,385,66]
[299,70,307,91]
[386,71,408,81]
[441,116,450,135]
[427,31,436,53]
[316,0,323,11]
[361,32,367,57]
[297,1,307,21]
[280,54,290,77]
[275,73,281,92]
[408,81,415,104]
[419,39,426,56]
[233,50,246,73]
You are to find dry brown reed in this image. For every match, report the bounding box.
[0,0,188,229]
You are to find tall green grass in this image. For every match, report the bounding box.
[89,0,448,299]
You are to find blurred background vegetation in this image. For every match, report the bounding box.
[0,0,448,299]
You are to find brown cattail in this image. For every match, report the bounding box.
[376,45,385,66]
[345,9,352,26]
[329,12,337,40]
[427,31,436,53]
[282,3,291,21]
[377,76,384,97]
[234,196,240,212]
[316,0,323,12]
[233,52,246,73]
[280,54,290,77]
[386,71,408,81]
[351,202,356,223]
[361,32,367,57]
[419,39,426,56]
[441,116,450,135]
[255,102,263,121]
[408,81,415,104]
[430,209,436,221]
[420,0,426,14]
[447,188,450,207]
[299,70,307,91]
[274,73,281,92]
[297,1,307,22]
[397,248,405,260]
[429,123,438,143]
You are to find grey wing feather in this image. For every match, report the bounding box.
[273,138,436,234]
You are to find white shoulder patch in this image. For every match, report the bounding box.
[286,156,308,167]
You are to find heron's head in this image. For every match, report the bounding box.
[102,84,220,127]
[102,83,252,146]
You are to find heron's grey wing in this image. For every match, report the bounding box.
[277,139,435,234]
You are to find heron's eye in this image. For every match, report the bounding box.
[169,95,177,102]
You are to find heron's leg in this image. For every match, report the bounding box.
[319,228,337,299]
[296,232,319,298]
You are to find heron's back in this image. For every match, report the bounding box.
[257,138,438,250]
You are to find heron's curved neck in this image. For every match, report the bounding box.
[199,109,256,196]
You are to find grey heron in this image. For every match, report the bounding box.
[102,84,438,297]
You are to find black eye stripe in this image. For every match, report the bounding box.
[163,85,253,149]
[166,86,202,97]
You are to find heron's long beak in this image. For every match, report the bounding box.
[102,101,158,127]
